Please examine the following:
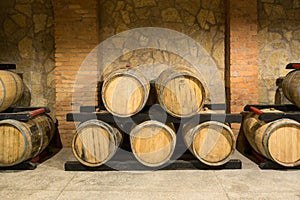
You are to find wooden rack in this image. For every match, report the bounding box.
[67,104,242,124]
[0,107,51,170]
[0,64,16,70]
[286,63,300,69]
[65,104,243,171]
[237,104,300,170]
[244,104,300,123]
[0,107,50,121]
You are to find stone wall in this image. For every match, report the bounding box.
[258,0,300,104]
[0,0,55,118]
[99,0,225,61]
[98,0,226,103]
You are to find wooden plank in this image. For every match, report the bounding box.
[259,160,300,170]
[0,64,16,70]
[0,107,50,121]
[259,113,300,123]
[286,63,300,69]
[67,113,242,123]
[0,161,37,170]
[64,159,242,171]
[244,104,300,112]
[80,104,227,113]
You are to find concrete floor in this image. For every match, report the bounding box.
[1,148,300,200]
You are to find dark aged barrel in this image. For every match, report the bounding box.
[0,114,55,166]
[72,120,122,167]
[102,68,150,117]
[155,67,206,118]
[130,120,176,167]
[183,121,235,166]
[282,69,300,107]
[0,70,24,112]
[243,109,300,167]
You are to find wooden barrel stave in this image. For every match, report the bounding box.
[155,67,206,118]
[243,111,300,167]
[0,114,55,166]
[130,120,176,167]
[72,119,122,167]
[10,72,24,105]
[183,121,235,166]
[32,114,56,157]
[102,68,150,117]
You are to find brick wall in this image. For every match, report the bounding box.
[226,0,259,113]
[226,0,259,134]
[53,0,99,146]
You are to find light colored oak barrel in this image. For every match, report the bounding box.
[72,120,122,167]
[155,67,206,118]
[243,110,300,167]
[102,68,150,117]
[0,114,55,166]
[130,120,176,167]
[183,121,235,166]
[282,69,300,107]
[0,70,24,112]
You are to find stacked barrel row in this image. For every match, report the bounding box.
[242,67,300,167]
[0,70,55,167]
[72,67,236,168]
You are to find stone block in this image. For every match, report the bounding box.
[4,18,18,38]
[16,0,34,3]
[10,14,27,27]
[33,14,48,33]
[132,0,157,8]
[18,37,34,59]
[161,8,182,23]
[175,0,200,15]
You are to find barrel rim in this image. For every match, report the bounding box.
[190,121,235,166]
[10,72,24,105]
[31,115,48,158]
[130,120,176,167]
[9,72,19,105]
[0,119,30,166]
[101,71,150,117]
[157,72,206,118]
[0,77,6,108]
[72,120,118,167]
[263,118,300,167]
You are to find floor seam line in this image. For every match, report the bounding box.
[55,173,76,200]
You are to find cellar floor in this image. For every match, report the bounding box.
[1,148,300,200]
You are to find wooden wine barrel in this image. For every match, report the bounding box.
[183,121,235,166]
[243,111,300,167]
[155,67,206,118]
[282,69,300,107]
[102,68,150,117]
[0,70,24,112]
[72,120,122,167]
[0,114,55,166]
[130,120,176,167]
